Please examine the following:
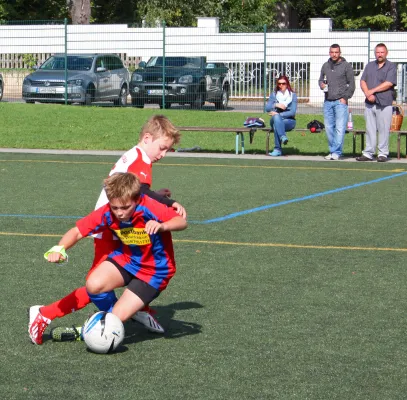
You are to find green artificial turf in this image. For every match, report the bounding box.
[1,154,407,399]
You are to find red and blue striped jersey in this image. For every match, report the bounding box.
[76,194,179,291]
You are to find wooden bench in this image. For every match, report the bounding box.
[177,126,407,159]
[352,130,407,159]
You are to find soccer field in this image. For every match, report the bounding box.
[1,153,407,400]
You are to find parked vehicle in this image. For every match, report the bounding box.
[129,56,230,109]
[0,73,3,101]
[22,54,129,106]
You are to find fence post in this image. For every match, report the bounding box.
[367,28,371,63]
[263,24,267,113]
[64,18,68,105]
[162,21,166,109]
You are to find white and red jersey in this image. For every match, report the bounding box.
[95,146,152,209]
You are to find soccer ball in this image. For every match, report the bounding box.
[82,311,125,354]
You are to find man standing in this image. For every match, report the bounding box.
[356,43,397,162]
[319,44,355,160]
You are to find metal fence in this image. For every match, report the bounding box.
[0,19,406,114]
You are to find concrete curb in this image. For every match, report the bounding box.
[0,148,406,163]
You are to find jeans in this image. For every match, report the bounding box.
[323,100,348,156]
[270,114,296,151]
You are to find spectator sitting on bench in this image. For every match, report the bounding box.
[265,75,297,157]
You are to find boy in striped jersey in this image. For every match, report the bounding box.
[29,115,186,345]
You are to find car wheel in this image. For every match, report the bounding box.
[131,97,144,108]
[0,82,3,101]
[84,86,95,106]
[215,89,229,110]
[191,90,205,109]
[114,85,127,106]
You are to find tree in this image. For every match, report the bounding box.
[68,0,91,24]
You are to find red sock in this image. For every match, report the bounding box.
[40,286,91,320]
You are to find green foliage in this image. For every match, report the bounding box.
[343,15,394,30]
[0,0,406,31]
[21,54,38,70]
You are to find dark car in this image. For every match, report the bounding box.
[129,56,230,109]
[22,53,130,106]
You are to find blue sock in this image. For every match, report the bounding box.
[87,290,117,312]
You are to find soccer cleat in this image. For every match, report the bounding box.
[131,309,165,333]
[28,305,51,345]
[51,325,83,342]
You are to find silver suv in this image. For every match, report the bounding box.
[22,54,129,106]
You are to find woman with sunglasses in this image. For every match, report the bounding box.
[265,75,297,157]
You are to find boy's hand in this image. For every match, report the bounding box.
[155,188,171,198]
[172,202,187,219]
[145,220,163,235]
[47,252,67,263]
[44,245,68,264]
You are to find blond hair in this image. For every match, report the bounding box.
[139,114,181,145]
[103,172,141,202]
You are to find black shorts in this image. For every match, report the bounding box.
[108,258,160,305]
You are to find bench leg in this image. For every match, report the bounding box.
[352,134,356,157]
[235,132,245,154]
[266,130,270,155]
[398,133,401,160]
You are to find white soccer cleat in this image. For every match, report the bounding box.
[131,311,165,333]
[28,305,51,345]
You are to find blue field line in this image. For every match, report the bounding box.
[1,171,406,224]
[189,171,407,224]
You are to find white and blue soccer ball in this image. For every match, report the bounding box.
[82,311,125,354]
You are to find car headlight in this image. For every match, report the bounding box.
[179,75,193,84]
[23,78,31,86]
[132,74,143,82]
[67,79,83,86]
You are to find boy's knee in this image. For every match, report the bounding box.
[86,278,103,295]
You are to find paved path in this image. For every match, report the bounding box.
[1,147,407,164]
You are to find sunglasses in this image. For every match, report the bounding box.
[277,82,287,85]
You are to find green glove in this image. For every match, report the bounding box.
[44,245,68,264]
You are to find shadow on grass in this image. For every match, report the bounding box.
[122,301,203,345]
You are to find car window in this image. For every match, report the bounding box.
[95,57,105,70]
[146,57,200,68]
[40,56,93,71]
[108,56,124,70]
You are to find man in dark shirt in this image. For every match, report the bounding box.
[356,43,397,162]
[319,44,355,160]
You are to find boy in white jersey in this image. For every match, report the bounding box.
[29,115,186,345]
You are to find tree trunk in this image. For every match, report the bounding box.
[68,0,91,24]
[390,0,399,31]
